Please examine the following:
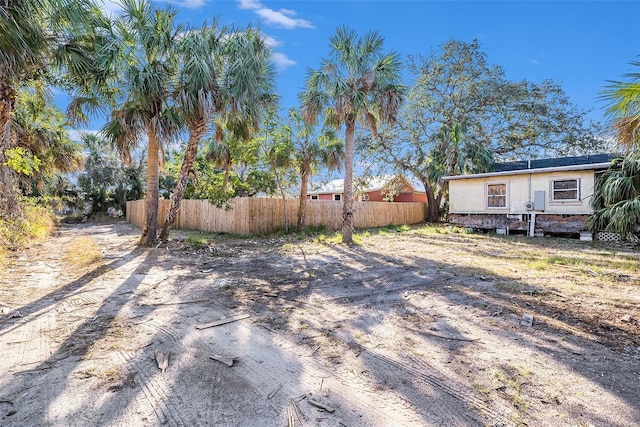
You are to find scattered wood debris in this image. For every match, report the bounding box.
[289,398,306,424]
[619,314,634,323]
[195,314,250,330]
[267,383,283,399]
[287,405,296,427]
[155,351,170,376]
[209,354,238,367]
[140,299,209,307]
[307,394,335,413]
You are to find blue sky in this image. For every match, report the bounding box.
[91,0,640,129]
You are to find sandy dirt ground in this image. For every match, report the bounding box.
[0,220,638,427]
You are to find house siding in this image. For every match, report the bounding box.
[309,183,427,203]
[448,170,596,215]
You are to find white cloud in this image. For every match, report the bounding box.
[271,52,296,71]
[263,35,280,48]
[531,59,540,65]
[237,0,313,29]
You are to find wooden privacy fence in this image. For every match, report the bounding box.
[126,198,427,235]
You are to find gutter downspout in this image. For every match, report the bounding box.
[529,212,536,237]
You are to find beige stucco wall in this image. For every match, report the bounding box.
[448,170,597,215]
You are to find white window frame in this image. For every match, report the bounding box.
[550,178,581,202]
[333,194,341,201]
[310,194,318,200]
[486,181,508,209]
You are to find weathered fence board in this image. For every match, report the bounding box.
[126,198,426,235]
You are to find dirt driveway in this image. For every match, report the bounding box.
[0,220,638,426]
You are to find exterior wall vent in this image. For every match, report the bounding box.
[525,201,534,210]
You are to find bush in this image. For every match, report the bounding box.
[0,199,56,265]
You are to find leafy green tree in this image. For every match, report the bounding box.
[159,25,276,240]
[301,26,404,243]
[363,39,605,222]
[588,61,640,238]
[77,134,144,217]
[162,154,275,204]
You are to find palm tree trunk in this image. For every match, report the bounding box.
[297,162,310,231]
[222,161,231,192]
[342,120,355,244]
[0,79,20,218]
[159,119,207,240]
[140,126,160,246]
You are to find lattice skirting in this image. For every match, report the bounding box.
[596,231,640,243]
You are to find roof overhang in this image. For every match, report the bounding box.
[441,162,612,181]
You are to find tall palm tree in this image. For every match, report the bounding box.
[158,26,275,240]
[300,26,404,243]
[1,0,100,216]
[0,0,98,131]
[79,0,181,245]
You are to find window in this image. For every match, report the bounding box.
[311,195,318,200]
[551,179,579,201]
[487,183,507,208]
[362,194,370,201]
[333,194,341,201]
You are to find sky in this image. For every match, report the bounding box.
[85,0,640,131]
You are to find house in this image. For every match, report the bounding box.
[441,153,618,237]
[308,175,427,202]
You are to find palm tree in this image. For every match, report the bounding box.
[281,109,343,230]
[79,0,181,245]
[0,0,98,131]
[300,26,404,243]
[158,26,276,240]
[204,135,234,192]
[602,60,640,152]
[1,0,100,216]
[11,86,83,192]
[588,61,640,238]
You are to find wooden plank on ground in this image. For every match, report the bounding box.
[195,314,250,330]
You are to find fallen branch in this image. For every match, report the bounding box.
[418,330,480,342]
[554,264,598,276]
[290,398,307,424]
[521,289,569,299]
[140,299,209,307]
[267,383,283,399]
[196,314,250,330]
[307,398,335,413]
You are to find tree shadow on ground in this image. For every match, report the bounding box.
[210,233,639,426]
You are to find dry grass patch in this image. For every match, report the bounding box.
[63,236,103,268]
